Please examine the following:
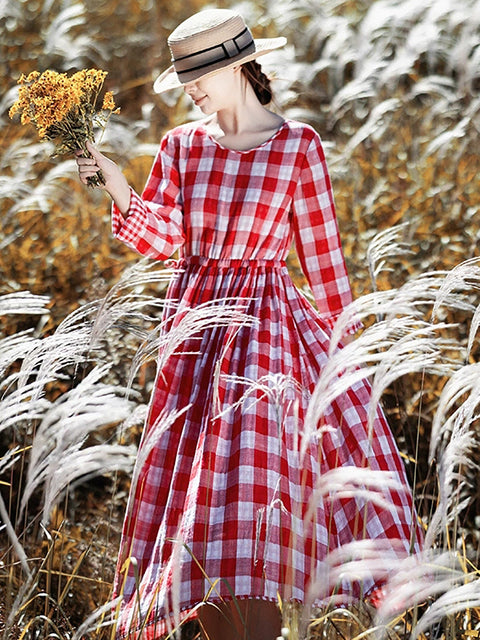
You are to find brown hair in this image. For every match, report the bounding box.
[241,60,273,105]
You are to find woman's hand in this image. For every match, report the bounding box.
[75,141,131,214]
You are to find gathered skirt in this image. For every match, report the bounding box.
[113,257,422,639]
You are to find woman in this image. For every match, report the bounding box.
[76,8,422,640]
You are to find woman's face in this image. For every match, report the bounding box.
[183,66,241,114]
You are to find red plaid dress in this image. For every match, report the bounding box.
[111,119,422,638]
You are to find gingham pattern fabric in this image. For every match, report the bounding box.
[111,120,422,639]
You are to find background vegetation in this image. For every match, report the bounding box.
[1,0,480,637]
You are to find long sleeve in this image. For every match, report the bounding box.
[291,132,354,330]
[111,132,185,260]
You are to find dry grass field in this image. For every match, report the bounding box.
[1,0,480,637]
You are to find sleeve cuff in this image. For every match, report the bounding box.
[111,187,138,237]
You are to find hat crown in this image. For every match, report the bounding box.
[153,8,286,93]
[168,9,248,59]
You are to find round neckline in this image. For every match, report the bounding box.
[201,119,289,154]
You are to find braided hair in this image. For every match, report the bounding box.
[241,60,273,105]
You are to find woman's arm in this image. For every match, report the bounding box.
[75,135,185,260]
[291,131,357,333]
[75,141,131,214]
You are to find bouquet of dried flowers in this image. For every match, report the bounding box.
[9,68,119,186]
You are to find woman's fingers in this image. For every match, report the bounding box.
[85,139,99,157]
[75,142,106,186]
[75,154,101,185]
[74,141,130,206]
[84,140,105,165]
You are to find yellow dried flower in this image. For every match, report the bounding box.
[102,91,116,111]
[26,71,40,83]
[9,67,120,187]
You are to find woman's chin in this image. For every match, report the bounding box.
[198,104,214,115]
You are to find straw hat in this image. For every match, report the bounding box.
[153,8,286,93]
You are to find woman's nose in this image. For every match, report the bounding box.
[183,82,197,95]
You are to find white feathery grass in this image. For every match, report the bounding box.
[0,291,50,316]
[374,550,466,620]
[358,0,423,48]
[329,55,389,120]
[271,4,358,97]
[0,380,51,434]
[89,260,174,347]
[0,330,41,380]
[0,447,27,585]
[13,266,170,393]
[41,443,136,523]
[366,223,414,291]
[318,15,357,78]
[0,222,33,251]
[16,324,93,396]
[377,44,417,88]
[424,115,470,158]
[299,247,473,456]
[413,579,480,638]
[0,263,183,531]
[395,269,479,320]
[0,491,31,579]
[429,363,480,457]
[306,538,413,609]
[358,0,465,68]
[2,572,39,635]
[0,2,22,27]
[0,139,48,172]
[42,2,85,55]
[0,84,20,124]
[93,257,173,298]
[328,290,403,351]
[304,466,405,528]
[432,257,480,321]
[55,299,101,333]
[404,14,448,65]
[328,271,469,352]
[458,43,480,95]
[359,177,390,219]
[366,325,451,432]
[213,371,305,421]
[20,363,137,523]
[409,74,457,101]
[303,315,452,457]
[71,596,123,640]
[8,159,80,214]
[41,2,108,67]
[425,364,480,548]
[0,137,50,223]
[164,535,185,638]
[343,98,401,157]
[0,446,23,475]
[281,0,480,137]
[128,297,257,390]
[425,417,475,550]
[467,303,480,358]
[255,495,289,571]
[99,120,159,159]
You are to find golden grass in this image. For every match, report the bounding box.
[2,0,480,638]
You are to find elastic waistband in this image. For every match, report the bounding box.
[169,256,286,270]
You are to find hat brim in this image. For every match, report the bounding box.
[153,36,287,94]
